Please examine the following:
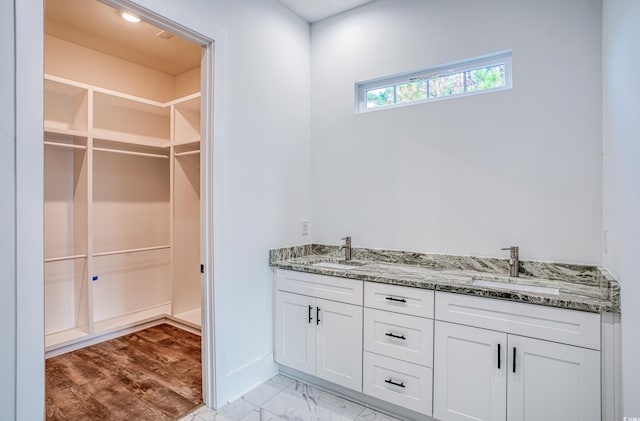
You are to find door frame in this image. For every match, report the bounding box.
[95,0,219,407]
[27,0,222,411]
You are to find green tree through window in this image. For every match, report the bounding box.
[359,52,511,111]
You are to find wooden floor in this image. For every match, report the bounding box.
[46,324,203,421]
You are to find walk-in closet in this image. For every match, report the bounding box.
[44,0,203,358]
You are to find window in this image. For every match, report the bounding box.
[356,51,512,112]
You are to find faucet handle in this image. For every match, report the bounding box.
[501,246,519,259]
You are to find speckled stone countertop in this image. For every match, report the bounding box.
[270,244,620,314]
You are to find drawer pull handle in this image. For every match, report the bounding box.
[385,379,405,388]
[385,332,406,340]
[308,305,313,324]
[385,296,407,303]
[316,307,320,325]
[498,343,501,369]
[513,347,517,373]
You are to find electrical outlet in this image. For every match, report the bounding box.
[302,220,309,236]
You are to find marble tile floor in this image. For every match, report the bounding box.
[180,375,402,421]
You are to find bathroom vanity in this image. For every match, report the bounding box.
[270,244,620,421]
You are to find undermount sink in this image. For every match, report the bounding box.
[312,260,364,271]
[471,277,560,296]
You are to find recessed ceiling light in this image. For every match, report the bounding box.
[121,12,141,23]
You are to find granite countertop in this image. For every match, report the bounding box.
[270,244,620,314]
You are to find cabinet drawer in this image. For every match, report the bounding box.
[435,292,601,350]
[364,282,434,318]
[363,351,433,416]
[276,269,363,305]
[364,308,433,367]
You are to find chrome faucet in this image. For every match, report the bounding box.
[502,246,520,277]
[341,236,352,261]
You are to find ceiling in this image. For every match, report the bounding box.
[278,0,376,22]
[44,0,374,75]
[45,0,201,76]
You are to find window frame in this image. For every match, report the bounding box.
[355,50,512,113]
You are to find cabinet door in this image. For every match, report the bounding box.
[434,321,507,421]
[315,298,363,392]
[274,291,315,375]
[507,335,600,421]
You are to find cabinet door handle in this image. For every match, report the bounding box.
[385,332,406,340]
[316,307,320,325]
[384,379,405,388]
[513,347,517,373]
[385,296,407,303]
[308,305,313,324]
[498,344,501,369]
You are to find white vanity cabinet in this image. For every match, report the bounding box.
[363,283,435,416]
[274,269,363,391]
[433,291,601,421]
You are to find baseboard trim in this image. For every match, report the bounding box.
[45,316,200,358]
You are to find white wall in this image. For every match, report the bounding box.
[8,0,311,413]
[311,0,603,264]
[125,0,312,405]
[603,0,640,415]
[0,1,17,419]
[13,0,46,419]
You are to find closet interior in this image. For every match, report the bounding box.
[43,0,203,354]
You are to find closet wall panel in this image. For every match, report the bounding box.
[44,139,88,339]
[173,153,201,318]
[44,259,88,334]
[45,146,76,257]
[92,151,170,253]
[92,249,172,326]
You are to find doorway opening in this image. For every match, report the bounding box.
[43,0,215,416]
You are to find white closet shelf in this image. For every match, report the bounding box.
[170,92,201,107]
[93,130,170,148]
[44,254,87,263]
[45,74,89,90]
[93,90,169,113]
[45,77,88,96]
[45,328,89,349]
[174,137,201,146]
[45,127,89,138]
[93,245,171,258]
[174,150,200,157]
[45,74,195,109]
[94,303,172,334]
[44,141,87,150]
[93,146,169,160]
[171,308,202,328]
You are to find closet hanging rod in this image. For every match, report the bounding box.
[93,245,171,258]
[174,150,200,157]
[93,147,169,159]
[44,254,87,263]
[44,141,87,150]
